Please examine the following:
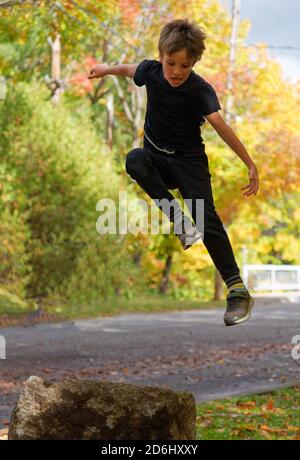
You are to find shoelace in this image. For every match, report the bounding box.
[226,296,244,312]
[227,290,248,312]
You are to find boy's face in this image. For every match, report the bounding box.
[159,49,195,87]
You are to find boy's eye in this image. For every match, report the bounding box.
[167,63,189,68]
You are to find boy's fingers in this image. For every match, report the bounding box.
[243,183,258,196]
[242,183,255,195]
[241,178,258,190]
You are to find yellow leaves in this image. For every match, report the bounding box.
[293,207,300,222]
[180,245,210,270]
[138,128,144,138]
[215,403,225,410]
[273,234,300,262]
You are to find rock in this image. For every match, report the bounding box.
[8,376,196,440]
[0,428,8,440]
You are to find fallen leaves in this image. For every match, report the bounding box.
[262,399,274,411]
[196,386,300,440]
[258,429,273,440]
[260,424,284,433]
[236,401,256,409]
[196,416,213,428]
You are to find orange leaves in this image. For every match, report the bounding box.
[235,397,282,415]
[197,389,300,440]
[118,0,141,27]
[260,424,283,433]
[258,423,300,439]
[236,400,256,410]
[68,55,98,95]
[262,398,274,412]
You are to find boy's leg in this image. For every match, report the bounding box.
[126,147,201,247]
[172,155,242,286]
[126,148,253,325]
[171,153,254,325]
[125,147,184,226]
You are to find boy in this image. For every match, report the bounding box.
[88,18,259,327]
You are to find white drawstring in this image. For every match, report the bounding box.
[144,130,175,154]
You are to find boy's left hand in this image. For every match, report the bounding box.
[241,164,259,197]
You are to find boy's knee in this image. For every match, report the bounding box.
[125,148,150,178]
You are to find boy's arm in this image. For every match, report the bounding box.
[88,64,138,79]
[204,111,259,197]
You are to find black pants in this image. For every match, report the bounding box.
[125,136,242,286]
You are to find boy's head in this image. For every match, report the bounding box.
[158,18,206,87]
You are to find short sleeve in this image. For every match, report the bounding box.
[199,83,221,116]
[133,59,153,87]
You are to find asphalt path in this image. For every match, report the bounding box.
[0,294,299,427]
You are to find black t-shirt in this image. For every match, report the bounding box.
[133,59,221,154]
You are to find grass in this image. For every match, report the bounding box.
[0,287,36,318]
[57,293,225,320]
[0,288,225,322]
[196,386,300,440]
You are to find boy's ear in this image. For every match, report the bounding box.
[159,52,165,63]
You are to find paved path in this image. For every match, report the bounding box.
[0,295,299,427]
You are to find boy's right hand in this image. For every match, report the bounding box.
[88,64,109,79]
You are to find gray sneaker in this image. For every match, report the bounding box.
[224,288,254,326]
[174,215,202,250]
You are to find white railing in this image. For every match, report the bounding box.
[243,264,300,292]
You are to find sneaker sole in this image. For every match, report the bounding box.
[224,297,254,326]
[182,231,203,250]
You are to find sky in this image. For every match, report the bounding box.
[219,0,300,83]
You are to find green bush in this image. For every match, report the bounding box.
[0,162,31,298]
[0,80,137,306]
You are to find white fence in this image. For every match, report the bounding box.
[0,335,6,360]
[243,264,300,292]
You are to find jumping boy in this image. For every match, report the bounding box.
[88,18,259,326]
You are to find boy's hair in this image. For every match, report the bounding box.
[158,18,207,65]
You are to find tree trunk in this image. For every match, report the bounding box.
[50,34,62,104]
[133,251,142,267]
[106,92,114,149]
[159,254,173,294]
[214,269,223,300]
